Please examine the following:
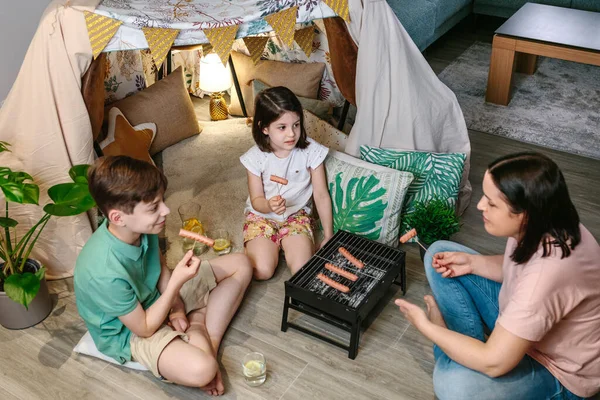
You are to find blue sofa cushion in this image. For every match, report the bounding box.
[475,0,572,9]
[386,0,437,51]
[571,0,600,12]
[431,0,473,27]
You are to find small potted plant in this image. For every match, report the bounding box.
[403,197,461,260]
[0,141,95,329]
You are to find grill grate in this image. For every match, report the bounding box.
[282,230,406,359]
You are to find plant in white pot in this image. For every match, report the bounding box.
[0,141,95,329]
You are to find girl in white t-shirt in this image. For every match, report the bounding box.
[240,86,334,280]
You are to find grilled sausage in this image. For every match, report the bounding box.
[317,273,350,293]
[339,247,364,269]
[399,228,417,243]
[179,228,215,247]
[270,175,288,185]
[325,263,358,282]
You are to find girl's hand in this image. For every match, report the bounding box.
[432,252,474,278]
[268,195,286,215]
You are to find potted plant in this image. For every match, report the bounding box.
[0,141,95,329]
[403,197,461,260]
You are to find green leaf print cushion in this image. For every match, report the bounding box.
[359,146,466,241]
[325,150,414,246]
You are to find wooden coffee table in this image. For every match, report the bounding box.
[485,2,600,105]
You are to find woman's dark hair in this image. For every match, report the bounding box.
[252,86,309,152]
[488,152,580,264]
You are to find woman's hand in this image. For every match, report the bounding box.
[432,251,474,278]
[268,195,286,215]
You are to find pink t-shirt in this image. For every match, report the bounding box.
[497,224,600,398]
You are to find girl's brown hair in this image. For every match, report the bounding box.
[252,86,309,152]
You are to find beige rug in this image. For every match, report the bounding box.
[162,118,254,267]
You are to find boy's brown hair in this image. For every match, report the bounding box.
[88,156,168,217]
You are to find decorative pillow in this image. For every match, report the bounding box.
[304,110,347,152]
[359,146,466,241]
[99,107,156,164]
[73,331,147,371]
[228,51,326,117]
[325,150,414,246]
[107,66,201,155]
[253,80,331,120]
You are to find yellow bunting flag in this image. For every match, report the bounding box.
[142,27,180,68]
[201,43,213,55]
[264,6,298,48]
[243,36,269,64]
[203,25,240,65]
[323,0,350,22]
[84,11,122,59]
[294,26,314,58]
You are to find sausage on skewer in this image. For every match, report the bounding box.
[270,175,288,185]
[399,228,417,243]
[325,263,358,282]
[179,228,215,247]
[339,247,364,269]
[317,273,350,293]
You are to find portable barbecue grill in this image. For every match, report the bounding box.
[281,230,406,359]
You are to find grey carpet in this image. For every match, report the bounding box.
[438,42,600,160]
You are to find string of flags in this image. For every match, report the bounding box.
[83,0,349,68]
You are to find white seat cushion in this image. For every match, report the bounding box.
[73,331,148,371]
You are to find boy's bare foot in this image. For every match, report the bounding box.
[201,368,224,396]
[424,295,447,329]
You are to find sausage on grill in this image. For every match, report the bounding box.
[339,247,364,269]
[317,273,350,293]
[325,263,358,282]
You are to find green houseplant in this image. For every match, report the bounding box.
[0,141,95,328]
[404,197,461,259]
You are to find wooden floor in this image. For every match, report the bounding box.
[1,17,599,400]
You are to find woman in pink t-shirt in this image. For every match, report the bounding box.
[396,152,600,399]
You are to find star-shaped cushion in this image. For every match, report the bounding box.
[99,107,156,164]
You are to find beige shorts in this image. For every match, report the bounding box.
[129,260,217,378]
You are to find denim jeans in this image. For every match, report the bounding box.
[424,241,585,400]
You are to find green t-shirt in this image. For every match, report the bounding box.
[74,220,161,364]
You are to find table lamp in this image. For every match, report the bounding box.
[199,53,233,121]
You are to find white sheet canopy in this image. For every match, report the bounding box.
[0,0,470,279]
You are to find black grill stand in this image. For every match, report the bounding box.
[280,230,406,359]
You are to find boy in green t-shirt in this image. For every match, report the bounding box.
[75,156,252,396]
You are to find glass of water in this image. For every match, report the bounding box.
[211,229,232,256]
[242,352,266,386]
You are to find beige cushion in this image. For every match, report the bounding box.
[253,80,331,121]
[228,51,325,117]
[99,107,156,164]
[108,67,201,155]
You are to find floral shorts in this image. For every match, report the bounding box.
[243,210,314,247]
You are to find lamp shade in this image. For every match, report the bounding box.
[199,53,233,93]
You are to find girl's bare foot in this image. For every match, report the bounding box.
[424,295,447,329]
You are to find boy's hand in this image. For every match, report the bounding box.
[170,250,201,288]
[168,298,189,332]
[268,195,286,215]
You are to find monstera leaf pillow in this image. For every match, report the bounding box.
[324,150,414,246]
[359,146,466,241]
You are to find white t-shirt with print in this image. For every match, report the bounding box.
[240,137,329,222]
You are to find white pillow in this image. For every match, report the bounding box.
[73,331,147,371]
[325,150,414,246]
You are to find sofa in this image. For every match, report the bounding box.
[386,0,600,51]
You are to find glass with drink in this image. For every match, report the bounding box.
[178,202,208,256]
[211,229,232,256]
[242,352,267,386]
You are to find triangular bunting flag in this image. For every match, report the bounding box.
[201,43,213,55]
[323,0,350,22]
[84,11,123,59]
[142,27,180,68]
[243,36,269,64]
[294,26,314,58]
[264,6,298,48]
[203,25,240,65]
